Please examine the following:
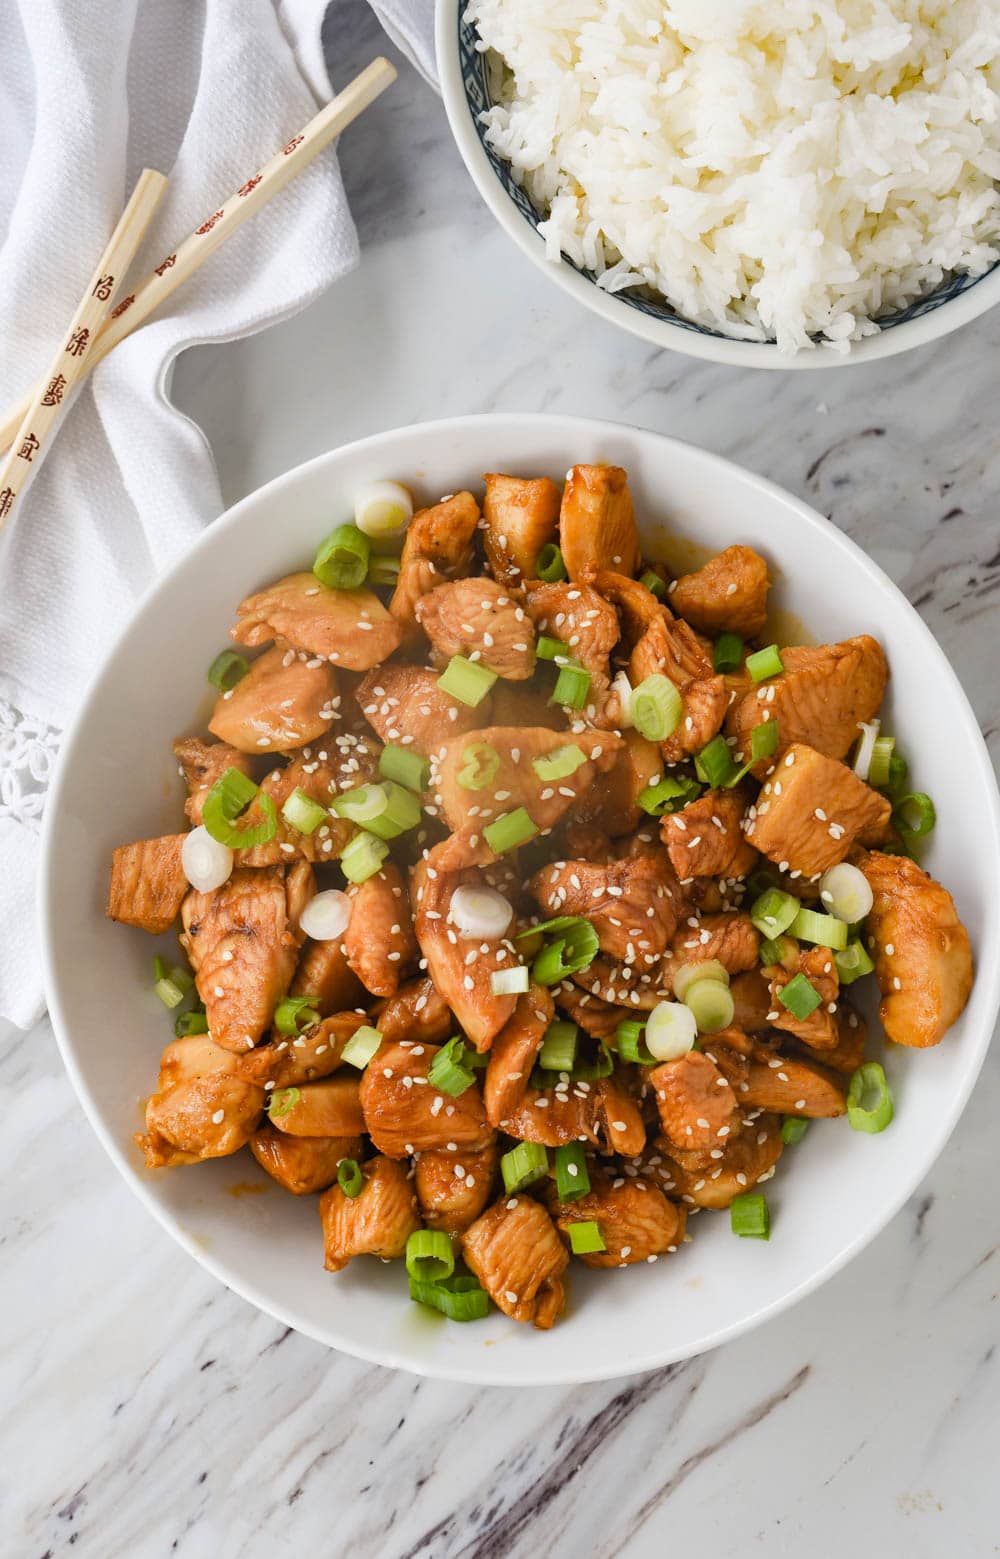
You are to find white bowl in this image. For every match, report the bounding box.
[41,413,1000,1384]
[437,0,1000,370]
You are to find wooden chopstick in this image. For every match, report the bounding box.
[0,169,167,534]
[0,57,397,463]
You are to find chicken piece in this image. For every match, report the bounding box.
[483,987,553,1125]
[546,1167,686,1267]
[650,1050,738,1158]
[585,569,665,643]
[342,865,417,997]
[360,1038,492,1157]
[725,636,889,768]
[236,749,347,868]
[793,1003,868,1073]
[730,968,775,1032]
[659,1113,783,1209]
[669,546,770,639]
[661,788,757,881]
[237,1012,365,1087]
[499,1073,645,1155]
[173,737,254,826]
[571,952,671,1011]
[415,1140,498,1236]
[432,725,622,837]
[522,580,621,678]
[574,729,664,838]
[155,1031,241,1089]
[746,743,890,877]
[415,577,536,681]
[180,865,307,1051]
[487,678,566,732]
[373,977,453,1047]
[270,1075,365,1137]
[319,1155,421,1272]
[664,912,760,991]
[663,675,729,764]
[390,491,480,650]
[136,1037,265,1168]
[528,853,678,962]
[231,572,401,670]
[554,984,627,1040]
[765,944,840,1050]
[462,1196,568,1329]
[559,465,641,581]
[861,851,973,1048]
[628,608,714,687]
[107,834,188,934]
[411,834,519,1051]
[482,472,561,588]
[250,1125,363,1195]
[560,821,617,862]
[357,664,488,757]
[742,1054,846,1116]
[208,644,338,754]
[290,937,364,1017]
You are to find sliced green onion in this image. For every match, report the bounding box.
[427,1036,476,1097]
[532,743,586,783]
[268,1086,300,1119]
[818,863,874,924]
[354,479,413,539]
[746,644,784,683]
[332,782,390,824]
[639,569,665,598]
[490,964,529,996]
[367,554,402,588]
[632,675,683,742]
[281,787,327,835]
[437,655,498,708]
[536,542,567,583]
[847,1061,894,1134]
[337,1158,364,1197]
[776,972,822,1020]
[484,807,538,855]
[514,914,582,940]
[637,774,701,816]
[683,978,736,1034]
[173,1007,209,1037]
[853,721,882,783]
[274,994,320,1035]
[790,906,849,951]
[536,635,570,661]
[759,934,794,966]
[713,632,744,673]
[457,742,501,791]
[887,753,909,796]
[750,720,779,761]
[554,1142,590,1201]
[202,767,278,849]
[615,1019,655,1065]
[379,744,429,793]
[153,958,193,1011]
[362,782,422,841]
[781,1117,809,1145]
[572,1040,614,1082]
[835,941,875,985]
[313,522,370,590]
[568,1220,605,1255]
[730,1193,770,1239]
[500,1141,549,1194]
[538,1020,579,1072]
[339,831,390,884]
[405,1229,456,1283]
[750,888,800,938]
[340,1024,383,1069]
[892,792,936,838]
[645,999,698,1062]
[673,960,729,1002]
[207,649,249,692]
[552,662,591,710]
[532,919,600,985]
[866,734,894,789]
[695,734,739,788]
[409,1273,490,1321]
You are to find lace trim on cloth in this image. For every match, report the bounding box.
[0,695,61,833]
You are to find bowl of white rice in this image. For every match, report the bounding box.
[437,0,1000,366]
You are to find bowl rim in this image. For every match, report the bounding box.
[435,0,1000,371]
[40,411,1000,1383]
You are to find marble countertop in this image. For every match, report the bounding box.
[6,5,1000,1555]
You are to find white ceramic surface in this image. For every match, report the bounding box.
[436,0,1000,371]
[40,412,1000,1386]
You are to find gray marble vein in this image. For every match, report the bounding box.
[5,2,1000,1554]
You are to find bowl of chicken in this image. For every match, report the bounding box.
[41,413,1000,1384]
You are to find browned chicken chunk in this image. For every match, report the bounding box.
[290,936,364,1016]
[390,491,480,650]
[250,1125,363,1194]
[415,577,536,680]
[725,636,888,767]
[529,853,679,961]
[107,834,188,934]
[415,1139,498,1236]
[523,579,621,679]
[173,738,253,826]
[482,472,560,588]
[661,788,757,881]
[135,1034,264,1168]
[861,850,973,1047]
[343,864,417,997]
[235,749,346,868]
[742,1054,846,1116]
[432,725,622,837]
[650,1050,738,1159]
[764,944,840,1049]
[373,977,453,1048]
[462,1196,569,1329]
[483,987,553,1125]
[659,1112,784,1208]
[546,1167,687,1267]
[573,729,664,837]
[560,464,641,580]
[669,545,770,639]
[357,664,488,757]
[232,573,401,670]
[499,1073,645,1155]
[237,1012,365,1087]
[665,912,760,990]
[208,644,338,753]
[270,1075,366,1137]
[360,1039,493,1157]
[746,743,890,876]
[319,1155,421,1272]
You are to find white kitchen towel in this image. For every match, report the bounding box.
[0,0,436,1029]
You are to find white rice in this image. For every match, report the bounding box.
[466,0,1000,353]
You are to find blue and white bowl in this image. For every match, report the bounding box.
[437,0,1000,370]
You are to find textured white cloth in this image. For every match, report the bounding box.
[0,0,436,1029]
